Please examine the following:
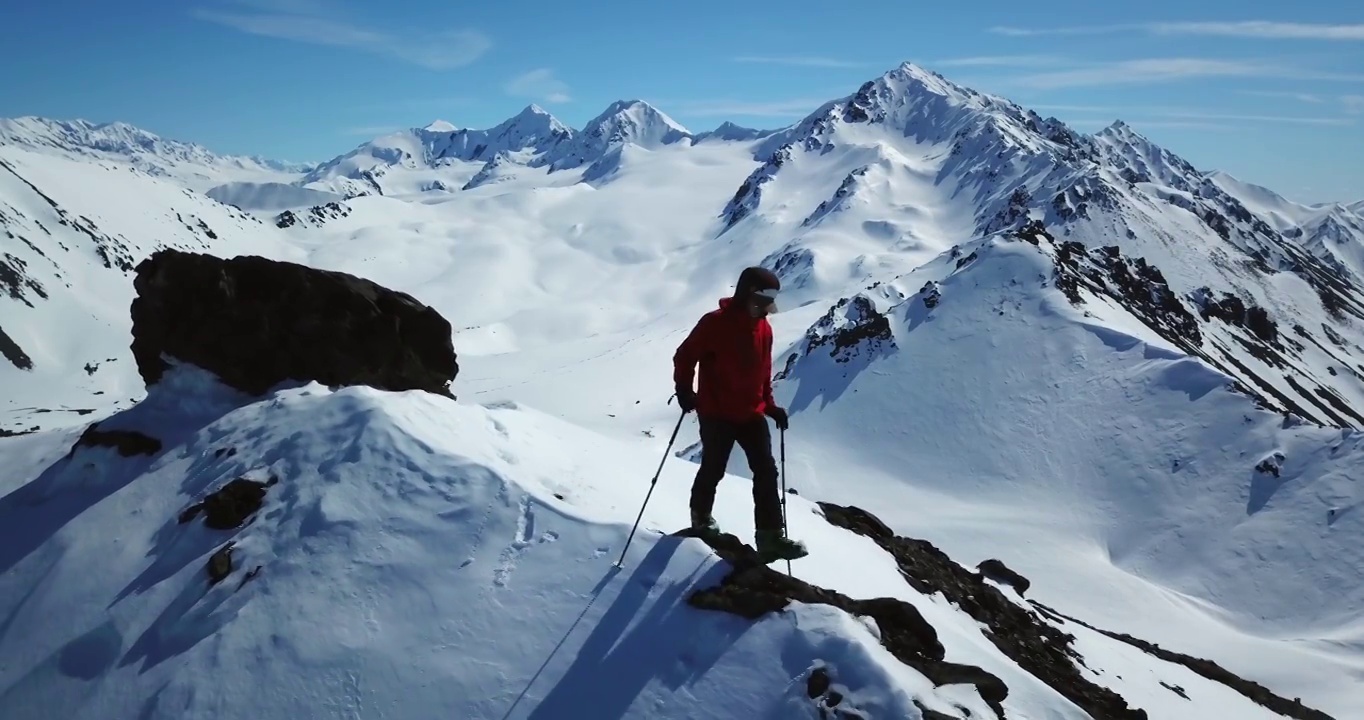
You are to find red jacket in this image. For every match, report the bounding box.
[673,297,776,421]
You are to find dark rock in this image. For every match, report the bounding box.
[1034,602,1335,720]
[70,424,162,457]
[913,700,960,720]
[921,281,941,309]
[1255,454,1284,478]
[0,324,32,370]
[207,542,234,585]
[1246,306,1278,343]
[180,476,277,529]
[682,529,1007,716]
[130,249,458,397]
[976,558,1031,595]
[807,666,831,698]
[800,296,896,366]
[818,503,1148,719]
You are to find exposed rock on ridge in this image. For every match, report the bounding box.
[129,249,458,397]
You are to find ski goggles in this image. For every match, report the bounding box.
[751,286,779,311]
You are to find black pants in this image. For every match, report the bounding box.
[690,414,783,533]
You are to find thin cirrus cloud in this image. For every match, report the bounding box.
[1008,58,1364,89]
[989,21,1364,41]
[672,99,827,118]
[1027,103,1355,127]
[505,69,572,104]
[192,0,491,70]
[732,55,867,69]
[928,55,1065,68]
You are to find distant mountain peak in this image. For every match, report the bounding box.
[0,115,314,189]
[587,99,690,136]
[423,120,457,133]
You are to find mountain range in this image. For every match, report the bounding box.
[1,61,1362,719]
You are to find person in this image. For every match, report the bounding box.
[672,266,809,562]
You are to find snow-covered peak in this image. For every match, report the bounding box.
[584,100,691,147]
[886,61,977,102]
[491,104,574,144]
[539,99,691,172]
[299,106,576,196]
[422,119,458,133]
[1092,119,1203,191]
[1208,169,1364,281]
[694,121,777,143]
[0,116,313,190]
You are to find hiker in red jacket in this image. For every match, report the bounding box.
[673,266,808,562]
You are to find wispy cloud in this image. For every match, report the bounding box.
[990,21,1364,41]
[505,69,571,104]
[929,55,1064,68]
[340,125,408,136]
[1157,111,1354,126]
[732,55,866,69]
[1238,90,1326,104]
[671,99,826,118]
[1069,118,1234,131]
[1344,95,1364,114]
[1010,58,1364,89]
[193,1,491,70]
[1029,103,1355,127]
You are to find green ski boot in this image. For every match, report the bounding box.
[756,529,808,563]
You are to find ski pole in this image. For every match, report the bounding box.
[780,426,791,576]
[615,407,686,568]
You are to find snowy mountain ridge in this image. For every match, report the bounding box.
[0,116,313,191]
[717,63,1364,431]
[288,99,693,198]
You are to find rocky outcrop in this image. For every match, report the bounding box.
[682,528,1010,717]
[179,475,278,530]
[977,558,1030,596]
[1032,602,1336,720]
[69,424,162,457]
[130,249,458,397]
[818,503,1148,719]
[274,201,351,229]
[0,324,32,370]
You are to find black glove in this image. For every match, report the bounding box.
[766,405,789,430]
[675,388,697,413]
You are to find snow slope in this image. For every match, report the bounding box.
[3,59,1363,718]
[0,145,304,432]
[0,367,1332,719]
[1208,170,1364,284]
[0,117,310,192]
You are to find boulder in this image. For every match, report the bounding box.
[130,250,458,397]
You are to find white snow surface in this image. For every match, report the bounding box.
[3,61,1364,719]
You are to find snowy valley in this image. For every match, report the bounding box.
[1,61,1363,720]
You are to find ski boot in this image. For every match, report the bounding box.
[756,529,808,563]
[690,510,722,540]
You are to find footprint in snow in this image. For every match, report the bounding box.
[494,497,536,588]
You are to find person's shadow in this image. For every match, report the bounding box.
[508,535,752,719]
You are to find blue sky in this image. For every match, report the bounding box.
[2,0,1361,202]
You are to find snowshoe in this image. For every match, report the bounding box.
[755,529,808,563]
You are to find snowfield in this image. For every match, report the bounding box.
[2,61,1362,719]
[0,368,1339,719]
